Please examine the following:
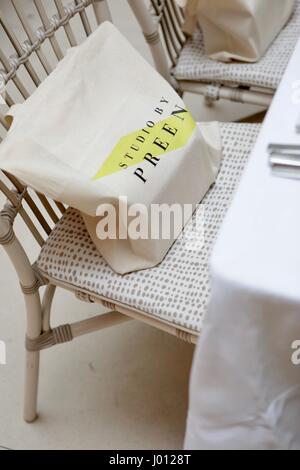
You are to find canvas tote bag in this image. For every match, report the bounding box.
[0,22,222,274]
[176,0,295,62]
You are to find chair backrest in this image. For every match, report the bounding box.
[0,0,116,246]
[149,0,186,67]
[0,0,183,246]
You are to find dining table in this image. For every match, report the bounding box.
[184,39,300,450]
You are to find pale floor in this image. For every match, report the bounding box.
[0,0,263,450]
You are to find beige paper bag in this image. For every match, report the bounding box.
[0,22,222,274]
[177,0,295,62]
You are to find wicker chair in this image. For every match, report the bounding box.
[0,0,260,423]
[149,0,300,107]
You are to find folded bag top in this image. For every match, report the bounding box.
[0,21,222,274]
[177,0,296,63]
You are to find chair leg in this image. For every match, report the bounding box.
[22,288,43,423]
[24,350,40,423]
[0,210,44,422]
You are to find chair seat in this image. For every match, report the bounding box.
[36,123,260,333]
[174,1,300,90]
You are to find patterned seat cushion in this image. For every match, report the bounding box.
[36,123,260,333]
[174,1,300,90]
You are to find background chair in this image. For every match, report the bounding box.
[148,0,300,108]
[0,0,260,423]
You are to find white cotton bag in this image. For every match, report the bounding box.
[0,22,222,274]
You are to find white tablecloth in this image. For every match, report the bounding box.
[185,40,300,450]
